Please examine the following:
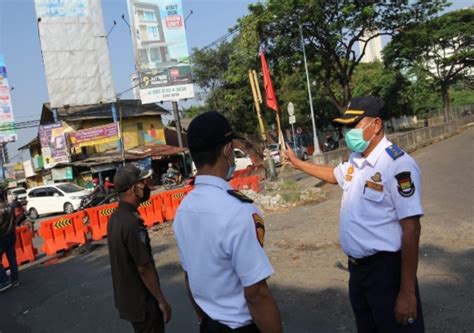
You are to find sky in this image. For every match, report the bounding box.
[0,0,258,162]
[0,0,470,163]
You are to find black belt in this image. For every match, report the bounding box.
[348,251,400,266]
[201,313,260,333]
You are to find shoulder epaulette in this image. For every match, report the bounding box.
[227,190,254,203]
[385,144,405,160]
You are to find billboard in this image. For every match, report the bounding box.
[128,0,194,103]
[0,54,17,143]
[34,0,116,108]
[68,123,119,148]
[39,122,70,169]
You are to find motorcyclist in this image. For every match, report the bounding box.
[89,178,106,206]
[323,134,338,152]
[165,163,182,184]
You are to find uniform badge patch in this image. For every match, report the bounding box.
[395,171,415,197]
[227,190,254,203]
[348,165,354,175]
[365,181,384,192]
[385,144,405,160]
[139,228,148,245]
[252,213,265,247]
[371,172,382,183]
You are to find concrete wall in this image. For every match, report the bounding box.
[312,115,474,167]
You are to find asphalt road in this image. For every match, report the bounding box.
[1,128,473,333]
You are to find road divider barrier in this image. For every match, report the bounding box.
[85,202,118,241]
[1,225,37,269]
[138,195,164,228]
[230,175,261,193]
[32,186,196,263]
[161,187,192,221]
[38,211,88,256]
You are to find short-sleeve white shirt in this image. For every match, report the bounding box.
[333,136,423,258]
[173,175,274,329]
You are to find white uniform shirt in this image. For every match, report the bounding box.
[333,136,423,258]
[173,175,274,329]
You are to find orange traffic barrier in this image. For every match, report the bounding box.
[138,194,164,228]
[233,164,266,181]
[161,187,192,221]
[1,225,37,269]
[38,211,88,256]
[230,175,260,193]
[85,202,118,241]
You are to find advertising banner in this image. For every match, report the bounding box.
[69,123,119,148]
[128,0,194,103]
[34,0,116,108]
[4,163,15,181]
[39,122,70,169]
[23,160,37,178]
[0,54,17,143]
[52,167,73,180]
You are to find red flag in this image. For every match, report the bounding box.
[260,51,279,112]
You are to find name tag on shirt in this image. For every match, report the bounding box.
[365,181,384,192]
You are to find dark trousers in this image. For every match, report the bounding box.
[348,251,424,333]
[0,233,18,283]
[131,298,164,333]
[200,314,260,333]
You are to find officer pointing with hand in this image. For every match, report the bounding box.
[173,111,282,333]
[284,96,425,332]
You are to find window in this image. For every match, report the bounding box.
[234,149,246,158]
[149,48,162,63]
[143,11,156,21]
[29,189,46,198]
[44,187,57,197]
[140,49,149,65]
[57,184,82,193]
[147,26,159,39]
[13,189,26,195]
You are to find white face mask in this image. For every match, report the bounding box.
[224,144,236,181]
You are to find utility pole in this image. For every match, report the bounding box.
[172,101,183,148]
[300,25,321,155]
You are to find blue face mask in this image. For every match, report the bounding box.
[343,119,375,153]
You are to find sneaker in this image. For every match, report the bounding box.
[0,280,12,292]
[12,280,19,287]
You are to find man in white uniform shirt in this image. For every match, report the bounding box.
[174,111,282,333]
[284,96,425,333]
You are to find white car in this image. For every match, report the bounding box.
[191,148,253,175]
[26,183,89,219]
[7,187,28,204]
[233,148,253,171]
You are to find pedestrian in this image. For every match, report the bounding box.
[173,111,282,333]
[283,96,425,333]
[107,165,171,333]
[0,200,19,292]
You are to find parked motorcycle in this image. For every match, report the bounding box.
[322,135,339,152]
[79,191,118,210]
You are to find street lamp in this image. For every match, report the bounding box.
[299,25,321,155]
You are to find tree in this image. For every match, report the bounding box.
[248,0,448,111]
[384,8,474,120]
[351,61,411,118]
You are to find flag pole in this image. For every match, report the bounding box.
[248,70,267,143]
